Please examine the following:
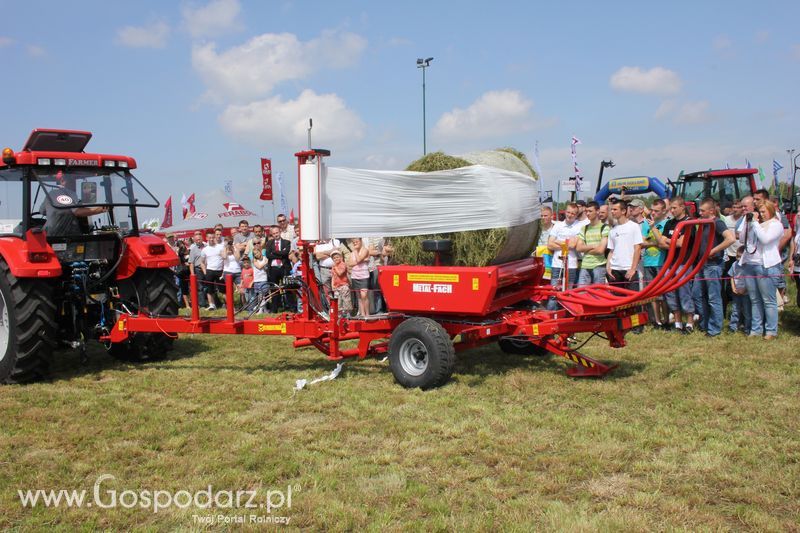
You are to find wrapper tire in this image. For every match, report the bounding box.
[389,317,455,389]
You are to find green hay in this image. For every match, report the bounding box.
[405,152,471,173]
[496,147,537,179]
[393,149,539,267]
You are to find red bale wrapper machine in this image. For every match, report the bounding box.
[108,149,713,389]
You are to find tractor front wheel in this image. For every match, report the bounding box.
[109,268,178,362]
[388,317,455,389]
[0,259,56,383]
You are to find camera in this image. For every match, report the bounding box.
[745,212,753,222]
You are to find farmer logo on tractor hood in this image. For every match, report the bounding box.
[67,158,100,166]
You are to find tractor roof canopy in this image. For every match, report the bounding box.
[1,128,137,170]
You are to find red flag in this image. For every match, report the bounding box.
[161,196,173,228]
[260,158,273,201]
[289,208,295,224]
[187,193,196,216]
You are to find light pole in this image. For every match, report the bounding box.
[417,57,433,155]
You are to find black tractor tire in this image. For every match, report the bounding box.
[109,268,178,362]
[388,317,455,389]
[498,338,550,357]
[0,259,57,383]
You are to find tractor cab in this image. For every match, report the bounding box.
[671,169,757,215]
[0,129,179,383]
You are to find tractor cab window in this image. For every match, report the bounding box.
[0,168,25,235]
[679,178,709,203]
[31,168,159,237]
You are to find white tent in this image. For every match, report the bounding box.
[162,190,272,235]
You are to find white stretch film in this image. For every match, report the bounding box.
[299,162,322,241]
[320,165,541,238]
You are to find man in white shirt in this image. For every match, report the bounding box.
[314,237,341,310]
[277,214,295,241]
[546,203,583,310]
[606,199,643,292]
[200,233,225,310]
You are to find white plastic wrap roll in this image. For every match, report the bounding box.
[299,162,322,241]
[321,165,540,237]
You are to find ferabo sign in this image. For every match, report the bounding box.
[260,158,273,201]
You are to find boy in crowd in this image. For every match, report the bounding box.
[693,198,736,337]
[575,201,609,286]
[658,197,695,334]
[546,203,583,310]
[641,199,669,328]
[606,199,643,291]
[606,199,644,332]
[727,246,751,334]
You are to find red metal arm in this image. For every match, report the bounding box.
[555,219,714,316]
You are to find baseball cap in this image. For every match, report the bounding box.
[628,198,646,208]
[330,250,342,257]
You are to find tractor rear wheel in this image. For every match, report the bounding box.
[498,338,550,357]
[0,259,56,383]
[109,268,178,362]
[388,317,455,389]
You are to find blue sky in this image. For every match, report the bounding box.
[2,0,799,222]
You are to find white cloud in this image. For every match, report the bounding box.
[182,0,242,38]
[673,100,711,125]
[654,99,711,125]
[387,37,412,47]
[609,66,682,95]
[0,36,13,47]
[713,35,732,50]
[192,29,367,102]
[116,21,170,49]
[654,100,677,120]
[433,90,537,142]
[26,45,45,57]
[218,89,365,147]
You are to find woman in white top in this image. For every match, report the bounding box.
[788,224,800,309]
[222,240,243,286]
[251,248,269,313]
[739,201,784,339]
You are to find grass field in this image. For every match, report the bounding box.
[1,302,799,530]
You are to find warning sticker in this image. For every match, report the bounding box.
[258,323,287,333]
[406,273,459,283]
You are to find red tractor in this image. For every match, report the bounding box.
[671,168,758,215]
[0,129,179,383]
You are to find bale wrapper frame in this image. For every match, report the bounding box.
[106,149,714,389]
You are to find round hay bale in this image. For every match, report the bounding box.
[392,149,540,266]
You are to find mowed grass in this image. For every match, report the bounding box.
[1,304,799,530]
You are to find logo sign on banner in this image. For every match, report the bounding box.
[260,158,273,201]
[561,179,591,192]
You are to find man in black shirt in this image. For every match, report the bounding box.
[657,197,696,334]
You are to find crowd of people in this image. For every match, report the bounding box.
[535,191,799,339]
[165,215,395,318]
[162,191,798,338]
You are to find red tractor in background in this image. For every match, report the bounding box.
[0,129,179,383]
[671,168,758,215]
